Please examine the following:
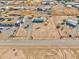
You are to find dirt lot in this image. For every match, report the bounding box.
[52,5,79,16]
[32,16,79,40]
[0,16,78,40]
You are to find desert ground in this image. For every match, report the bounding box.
[0,45,78,59]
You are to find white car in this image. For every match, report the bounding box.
[65,2,79,8]
[66,19,78,28]
[72,4,79,9]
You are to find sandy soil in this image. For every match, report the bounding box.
[0,45,78,59]
[52,5,79,16]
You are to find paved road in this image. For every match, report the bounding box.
[0,40,79,45]
[22,15,32,39]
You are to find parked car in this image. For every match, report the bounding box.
[32,17,44,23]
[72,4,79,9]
[66,19,78,28]
[36,6,51,12]
[0,18,5,21]
[65,2,79,8]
